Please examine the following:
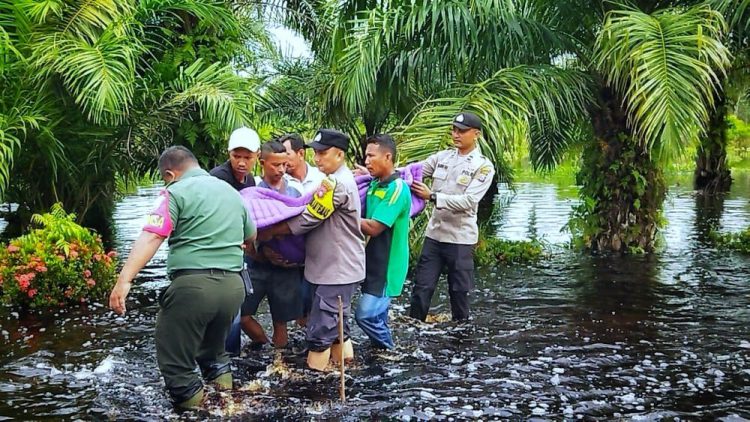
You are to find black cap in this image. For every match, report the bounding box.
[307,129,350,152]
[452,112,482,130]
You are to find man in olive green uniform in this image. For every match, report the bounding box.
[410,112,495,321]
[109,146,255,409]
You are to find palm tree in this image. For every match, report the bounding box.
[0,0,274,228]
[277,0,731,252]
[694,0,750,193]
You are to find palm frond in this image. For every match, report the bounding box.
[329,0,573,118]
[167,59,256,131]
[594,5,731,158]
[710,0,750,33]
[33,29,139,125]
[396,65,591,178]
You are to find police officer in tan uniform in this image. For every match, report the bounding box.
[409,112,495,321]
[258,129,366,370]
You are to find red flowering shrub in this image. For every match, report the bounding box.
[0,204,117,308]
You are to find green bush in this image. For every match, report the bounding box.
[710,227,750,254]
[728,114,750,160]
[474,237,544,266]
[0,204,117,308]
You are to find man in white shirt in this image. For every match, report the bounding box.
[280,133,325,194]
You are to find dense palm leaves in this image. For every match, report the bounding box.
[269,0,736,252]
[594,6,730,158]
[0,0,273,226]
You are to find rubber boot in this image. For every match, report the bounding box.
[208,372,232,390]
[330,339,354,365]
[174,387,204,410]
[306,348,331,371]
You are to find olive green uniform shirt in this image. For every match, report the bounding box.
[165,168,255,273]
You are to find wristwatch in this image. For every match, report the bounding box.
[429,193,437,203]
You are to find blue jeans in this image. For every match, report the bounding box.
[225,256,254,355]
[355,293,394,350]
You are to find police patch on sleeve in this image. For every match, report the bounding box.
[306,176,337,220]
[476,165,492,183]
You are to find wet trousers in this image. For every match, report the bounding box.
[306,283,359,352]
[355,293,394,349]
[409,237,475,321]
[155,271,244,403]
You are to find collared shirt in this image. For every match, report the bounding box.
[163,168,255,273]
[363,173,412,297]
[209,160,255,191]
[286,162,326,194]
[287,165,366,285]
[423,148,495,244]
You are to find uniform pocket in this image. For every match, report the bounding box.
[433,167,448,180]
[454,244,476,271]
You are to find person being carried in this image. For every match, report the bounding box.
[355,134,412,350]
[259,129,365,371]
[279,133,326,327]
[409,112,496,322]
[242,141,303,349]
[109,146,254,409]
[280,133,326,194]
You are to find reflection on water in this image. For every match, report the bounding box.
[1,178,750,419]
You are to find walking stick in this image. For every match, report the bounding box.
[338,295,346,402]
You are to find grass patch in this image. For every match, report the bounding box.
[710,227,750,254]
[474,237,545,266]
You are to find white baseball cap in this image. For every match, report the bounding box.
[227,127,260,152]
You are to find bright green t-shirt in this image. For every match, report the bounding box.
[362,174,412,297]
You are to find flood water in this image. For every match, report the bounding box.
[1,174,749,420]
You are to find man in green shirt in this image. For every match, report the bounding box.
[356,134,412,350]
[109,146,255,410]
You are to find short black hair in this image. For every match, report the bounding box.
[158,146,198,176]
[366,134,397,162]
[260,140,287,159]
[278,133,305,152]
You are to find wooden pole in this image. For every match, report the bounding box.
[338,295,346,402]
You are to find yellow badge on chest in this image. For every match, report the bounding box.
[457,174,471,186]
[307,176,337,220]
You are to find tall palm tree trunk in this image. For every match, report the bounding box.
[694,95,732,193]
[576,86,666,253]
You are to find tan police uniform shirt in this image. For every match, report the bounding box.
[423,148,495,245]
[287,164,366,285]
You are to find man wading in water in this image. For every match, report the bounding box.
[355,134,412,351]
[258,129,366,371]
[109,146,255,409]
[241,141,303,349]
[409,112,495,322]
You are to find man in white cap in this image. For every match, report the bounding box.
[210,127,261,190]
[210,126,260,355]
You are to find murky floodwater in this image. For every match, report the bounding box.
[1,174,750,420]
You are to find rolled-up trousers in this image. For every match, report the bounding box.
[306,282,359,352]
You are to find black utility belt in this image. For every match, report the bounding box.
[169,268,239,279]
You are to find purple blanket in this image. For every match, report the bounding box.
[239,162,425,264]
